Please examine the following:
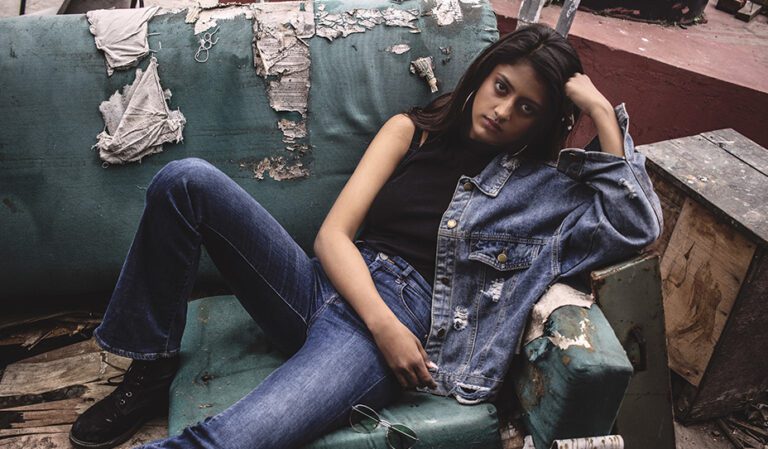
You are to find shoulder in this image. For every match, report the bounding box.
[386,113,432,149]
[383,113,416,136]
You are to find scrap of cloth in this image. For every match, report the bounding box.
[86,6,159,76]
[94,56,186,165]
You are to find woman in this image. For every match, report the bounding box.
[69,23,662,449]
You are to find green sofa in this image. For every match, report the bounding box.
[0,1,639,447]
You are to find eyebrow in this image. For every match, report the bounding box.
[497,73,544,110]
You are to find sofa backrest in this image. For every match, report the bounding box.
[0,1,498,304]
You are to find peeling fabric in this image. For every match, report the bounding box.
[433,0,462,26]
[549,319,594,351]
[315,6,419,41]
[191,6,254,36]
[410,56,438,93]
[252,2,314,114]
[386,43,411,54]
[94,57,185,165]
[246,156,310,181]
[277,119,307,143]
[86,6,160,76]
[523,435,625,449]
[522,283,595,345]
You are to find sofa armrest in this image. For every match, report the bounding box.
[509,254,662,449]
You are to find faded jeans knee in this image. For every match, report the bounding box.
[145,157,222,207]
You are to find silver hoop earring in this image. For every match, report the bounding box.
[461,90,476,112]
[510,144,528,158]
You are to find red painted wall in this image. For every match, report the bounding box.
[495,15,768,150]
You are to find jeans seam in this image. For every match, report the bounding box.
[307,291,339,328]
[164,242,199,354]
[398,283,429,337]
[200,222,308,328]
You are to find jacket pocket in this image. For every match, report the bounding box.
[468,237,543,271]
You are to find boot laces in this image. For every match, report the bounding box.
[104,360,148,410]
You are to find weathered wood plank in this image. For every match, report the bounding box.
[0,351,129,397]
[516,0,546,28]
[638,131,768,246]
[16,338,102,364]
[555,0,581,37]
[646,170,687,260]
[0,417,166,448]
[661,198,756,386]
[701,129,768,176]
[677,249,768,421]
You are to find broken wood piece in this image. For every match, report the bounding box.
[0,350,129,398]
[715,0,747,13]
[735,1,764,21]
[555,0,581,37]
[517,0,547,28]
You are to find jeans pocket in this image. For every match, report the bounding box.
[397,282,430,339]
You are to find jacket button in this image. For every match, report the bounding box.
[437,328,446,338]
[497,253,508,263]
[446,219,457,229]
[440,277,450,286]
[463,182,473,191]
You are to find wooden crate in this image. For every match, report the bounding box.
[638,129,768,422]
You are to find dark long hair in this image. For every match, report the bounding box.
[407,23,584,161]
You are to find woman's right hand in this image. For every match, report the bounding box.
[369,317,438,390]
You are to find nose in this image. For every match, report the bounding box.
[493,97,515,121]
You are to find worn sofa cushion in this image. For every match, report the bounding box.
[170,296,503,448]
[515,304,633,448]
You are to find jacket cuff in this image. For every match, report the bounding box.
[556,103,632,181]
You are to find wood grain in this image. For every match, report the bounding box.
[661,198,756,386]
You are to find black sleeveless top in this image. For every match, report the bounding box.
[357,124,503,287]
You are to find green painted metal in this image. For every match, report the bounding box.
[171,296,502,448]
[514,303,633,449]
[591,254,676,449]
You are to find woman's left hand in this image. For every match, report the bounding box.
[564,73,613,118]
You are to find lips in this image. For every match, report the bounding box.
[482,116,501,133]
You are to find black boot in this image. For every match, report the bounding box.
[69,356,180,449]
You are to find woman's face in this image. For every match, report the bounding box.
[468,61,548,147]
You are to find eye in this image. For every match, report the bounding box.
[520,103,536,116]
[494,80,507,93]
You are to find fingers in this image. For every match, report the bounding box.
[415,361,437,390]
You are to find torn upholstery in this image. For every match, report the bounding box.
[87,6,159,76]
[94,57,186,165]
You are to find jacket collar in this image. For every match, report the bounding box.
[471,152,521,198]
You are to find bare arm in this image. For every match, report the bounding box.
[564,73,624,157]
[314,114,437,390]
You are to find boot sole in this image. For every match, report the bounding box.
[68,399,169,449]
[69,416,147,449]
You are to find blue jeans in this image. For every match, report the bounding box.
[92,158,434,449]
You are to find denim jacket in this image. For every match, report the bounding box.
[416,104,663,404]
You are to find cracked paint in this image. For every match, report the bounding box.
[548,318,594,351]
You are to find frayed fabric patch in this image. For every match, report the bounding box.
[94,57,186,165]
[87,6,159,76]
[453,306,469,330]
[481,278,504,302]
